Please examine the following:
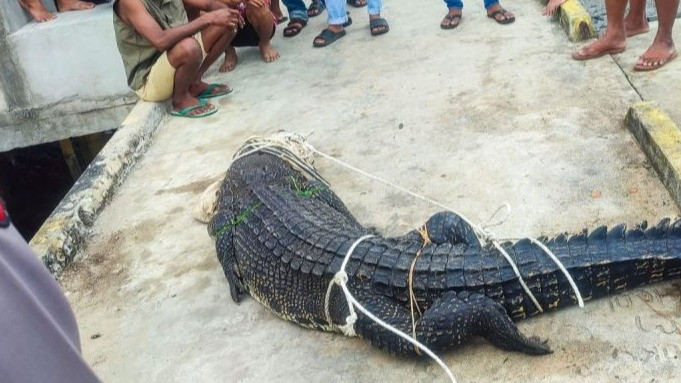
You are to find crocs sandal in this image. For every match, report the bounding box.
[347,0,367,7]
[487,8,515,24]
[313,28,347,48]
[170,101,217,118]
[440,13,461,30]
[369,17,390,36]
[197,83,232,100]
[307,0,326,17]
[283,18,307,37]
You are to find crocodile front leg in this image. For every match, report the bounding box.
[353,291,551,356]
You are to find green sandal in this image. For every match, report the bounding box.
[170,101,218,118]
[197,83,233,100]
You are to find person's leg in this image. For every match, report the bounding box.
[307,0,326,17]
[367,0,388,35]
[246,2,280,62]
[313,0,347,46]
[441,0,463,29]
[270,0,286,22]
[18,0,55,22]
[624,0,649,37]
[572,0,627,60]
[485,0,514,24]
[166,38,215,116]
[56,0,95,12]
[635,0,679,70]
[282,0,309,36]
[197,24,237,92]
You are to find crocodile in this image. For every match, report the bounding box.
[208,142,681,357]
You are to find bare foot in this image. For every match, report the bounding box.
[259,42,280,63]
[56,0,95,12]
[572,38,626,60]
[634,42,677,71]
[219,46,238,73]
[19,0,56,22]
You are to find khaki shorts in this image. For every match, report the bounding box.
[136,33,207,102]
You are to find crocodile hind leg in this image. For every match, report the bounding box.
[353,291,551,356]
[209,210,246,303]
[424,211,481,247]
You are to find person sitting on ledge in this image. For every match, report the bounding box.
[216,0,281,72]
[18,0,96,23]
[113,0,243,118]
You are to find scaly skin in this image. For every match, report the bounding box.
[209,152,681,357]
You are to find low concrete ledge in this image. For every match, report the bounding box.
[558,0,597,42]
[29,101,166,276]
[626,101,681,210]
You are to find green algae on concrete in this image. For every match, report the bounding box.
[626,101,681,210]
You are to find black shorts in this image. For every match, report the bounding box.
[232,21,276,48]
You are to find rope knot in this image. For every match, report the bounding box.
[339,313,358,336]
[332,271,348,286]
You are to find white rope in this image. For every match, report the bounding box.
[324,235,458,383]
[527,238,585,308]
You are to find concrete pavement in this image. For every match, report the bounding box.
[56,1,681,382]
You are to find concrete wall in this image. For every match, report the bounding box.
[10,4,131,107]
[0,2,136,152]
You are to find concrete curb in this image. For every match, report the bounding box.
[29,101,166,276]
[558,0,597,42]
[626,101,681,210]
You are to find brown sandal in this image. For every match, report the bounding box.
[440,13,462,30]
[283,18,307,37]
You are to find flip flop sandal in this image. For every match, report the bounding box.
[369,18,390,36]
[171,101,218,118]
[347,0,367,7]
[197,83,233,100]
[313,28,347,48]
[343,14,353,27]
[634,51,678,71]
[283,18,307,37]
[440,14,461,30]
[276,16,289,24]
[487,8,515,24]
[571,46,625,61]
[307,0,326,17]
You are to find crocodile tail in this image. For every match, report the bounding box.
[507,218,681,317]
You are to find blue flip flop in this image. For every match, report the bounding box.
[198,83,233,100]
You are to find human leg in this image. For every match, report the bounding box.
[18,0,55,22]
[56,0,95,12]
[270,0,287,23]
[282,0,309,36]
[485,0,515,25]
[197,25,237,93]
[441,0,463,29]
[624,0,649,37]
[246,3,280,62]
[634,0,679,70]
[313,0,347,47]
[572,0,627,60]
[307,0,326,17]
[166,38,216,116]
[367,0,388,35]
